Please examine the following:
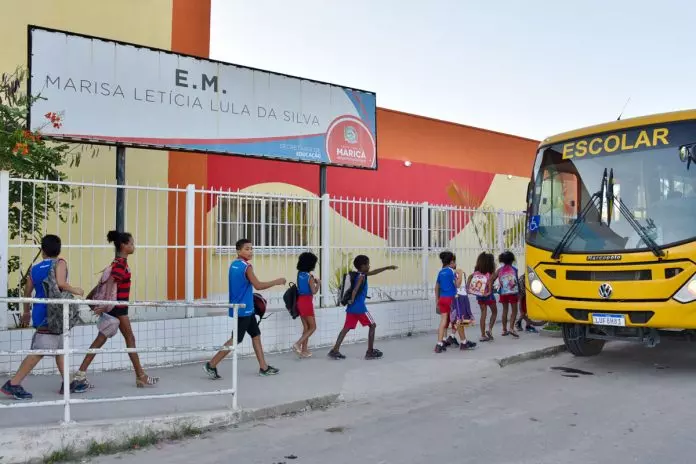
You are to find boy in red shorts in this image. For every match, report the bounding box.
[327,255,397,360]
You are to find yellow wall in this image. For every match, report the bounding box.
[0,0,174,302]
[203,175,528,301]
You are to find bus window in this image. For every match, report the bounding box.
[539,169,579,226]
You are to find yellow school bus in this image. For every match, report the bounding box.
[525,110,696,356]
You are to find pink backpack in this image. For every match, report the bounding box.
[468,271,489,296]
[86,265,118,314]
[498,265,520,295]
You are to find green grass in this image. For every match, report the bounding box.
[43,446,78,464]
[43,422,204,463]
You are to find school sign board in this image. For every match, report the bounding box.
[28,26,377,169]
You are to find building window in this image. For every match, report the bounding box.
[218,196,310,249]
[386,205,452,250]
[387,205,422,250]
[429,208,451,249]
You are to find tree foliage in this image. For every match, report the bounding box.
[0,67,89,322]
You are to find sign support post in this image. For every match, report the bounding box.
[115,145,126,233]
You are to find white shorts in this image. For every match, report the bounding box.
[31,332,63,351]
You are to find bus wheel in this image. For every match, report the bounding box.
[562,323,605,357]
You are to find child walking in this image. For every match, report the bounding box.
[328,255,397,360]
[435,251,460,353]
[1,235,86,399]
[293,252,320,358]
[451,272,476,347]
[492,250,520,338]
[74,231,159,389]
[467,252,497,342]
[515,275,538,333]
[434,251,476,353]
[204,238,286,378]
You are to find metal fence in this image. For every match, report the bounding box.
[0,297,242,424]
[0,173,526,376]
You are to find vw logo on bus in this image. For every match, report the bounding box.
[598,283,613,299]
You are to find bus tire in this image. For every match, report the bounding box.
[562,323,605,357]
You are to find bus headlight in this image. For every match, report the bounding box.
[673,275,696,303]
[527,266,551,300]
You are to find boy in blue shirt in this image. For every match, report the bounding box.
[1,235,85,400]
[204,238,286,378]
[328,255,397,360]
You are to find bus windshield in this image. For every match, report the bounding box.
[526,120,696,254]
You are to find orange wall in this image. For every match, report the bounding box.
[377,108,538,177]
[167,0,211,300]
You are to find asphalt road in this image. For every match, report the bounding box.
[95,341,696,464]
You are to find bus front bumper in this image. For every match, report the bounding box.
[526,296,696,330]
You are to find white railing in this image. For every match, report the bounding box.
[0,297,243,425]
[0,173,526,374]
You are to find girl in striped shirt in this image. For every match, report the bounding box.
[74,231,159,389]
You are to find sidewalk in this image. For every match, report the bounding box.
[0,331,563,430]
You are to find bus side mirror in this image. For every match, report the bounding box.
[679,144,696,170]
[525,181,533,213]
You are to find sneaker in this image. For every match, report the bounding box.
[72,372,94,389]
[526,326,538,333]
[365,349,383,360]
[434,344,445,353]
[59,380,88,395]
[1,380,33,400]
[259,365,279,376]
[515,320,523,331]
[204,362,221,380]
[328,350,346,360]
[446,336,460,347]
[461,341,477,350]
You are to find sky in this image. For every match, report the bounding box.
[210,0,696,141]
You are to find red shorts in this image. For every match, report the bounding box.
[437,296,454,315]
[344,312,374,330]
[499,294,519,305]
[296,295,315,317]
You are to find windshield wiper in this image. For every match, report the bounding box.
[606,168,664,258]
[551,169,608,259]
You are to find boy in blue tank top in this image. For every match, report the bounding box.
[327,255,397,360]
[1,235,85,400]
[204,238,286,379]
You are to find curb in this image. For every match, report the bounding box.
[6,394,342,464]
[495,344,566,367]
[236,393,341,423]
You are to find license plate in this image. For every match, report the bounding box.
[592,313,626,327]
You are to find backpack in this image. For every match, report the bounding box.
[86,265,118,314]
[283,281,299,319]
[468,271,489,297]
[43,259,82,335]
[339,271,361,306]
[253,293,268,320]
[498,265,520,295]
